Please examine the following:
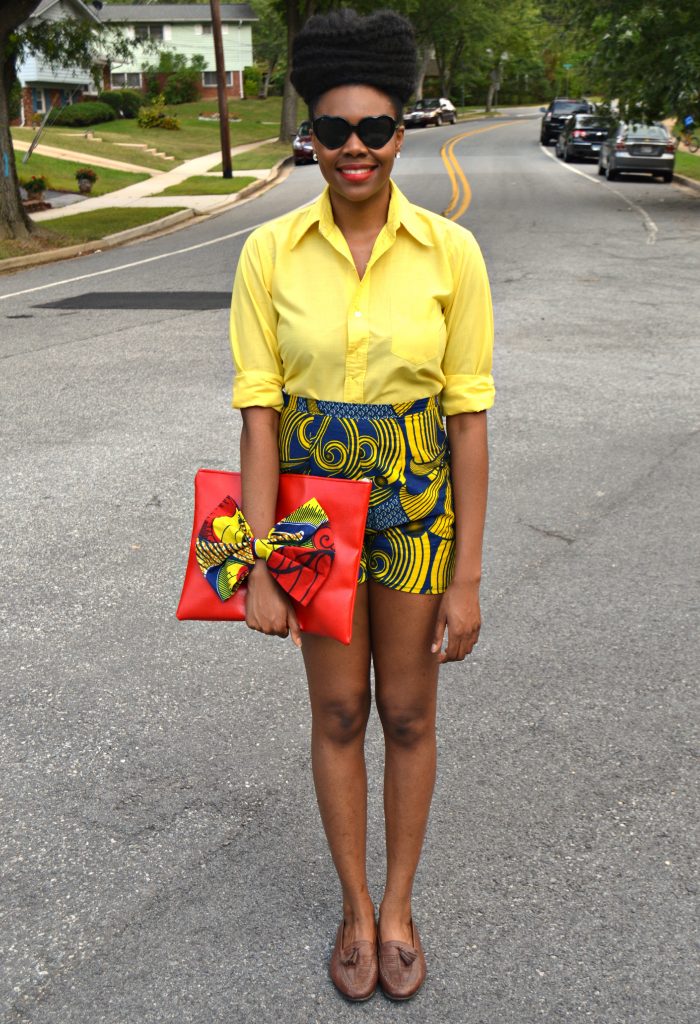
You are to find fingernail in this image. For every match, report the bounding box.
[431,643,438,653]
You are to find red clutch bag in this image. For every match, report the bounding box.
[176,469,371,644]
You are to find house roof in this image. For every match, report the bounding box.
[99,4,257,24]
[31,0,103,25]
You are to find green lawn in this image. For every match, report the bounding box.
[12,97,283,169]
[675,150,700,182]
[155,174,256,196]
[11,128,173,171]
[0,206,185,261]
[16,152,149,195]
[219,140,291,170]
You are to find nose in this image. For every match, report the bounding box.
[342,129,367,154]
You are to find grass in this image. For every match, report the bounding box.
[0,207,185,261]
[15,152,149,195]
[675,150,700,182]
[155,174,256,196]
[216,140,291,170]
[11,127,173,171]
[12,97,283,171]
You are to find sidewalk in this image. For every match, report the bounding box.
[13,139,159,176]
[31,138,277,221]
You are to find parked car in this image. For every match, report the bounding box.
[555,113,613,161]
[404,97,457,128]
[292,120,316,165]
[540,98,594,144]
[598,122,675,182]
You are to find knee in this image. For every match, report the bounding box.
[377,703,435,749]
[314,697,370,746]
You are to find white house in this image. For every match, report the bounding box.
[99,4,257,101]
[15,0,102,126]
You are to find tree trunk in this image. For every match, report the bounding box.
[415,46,432,101]
[0,0,43,240]
[0,42,32,241]
[279,1,301,142]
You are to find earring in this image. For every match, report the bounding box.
[396,151,401,159]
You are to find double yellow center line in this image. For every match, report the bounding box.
[441,122,518,221]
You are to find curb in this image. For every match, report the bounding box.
[674,172,700,193]
[0,156,293,275]
[0,209,195,272]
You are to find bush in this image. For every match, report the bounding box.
[137,94,180,130]
[98,89,143,119]
[52,101,116,126]
[142,52,207,105]
[243,65,262,98]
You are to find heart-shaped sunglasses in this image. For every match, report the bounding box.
[312,115,398,151]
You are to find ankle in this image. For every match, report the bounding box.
[343,893,376,926]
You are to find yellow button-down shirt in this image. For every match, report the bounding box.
[230,181,494,416]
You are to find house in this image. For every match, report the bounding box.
[15,0,102,126]
[99,4,257,101]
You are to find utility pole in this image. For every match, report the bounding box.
[210,0,232,178]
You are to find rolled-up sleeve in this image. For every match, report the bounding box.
[230,232,284,411]
[441,230,495,416]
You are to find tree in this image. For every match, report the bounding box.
[544,0,700,120]
[0,1,133,241]
[250,0,286,99]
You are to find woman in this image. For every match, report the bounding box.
[230,9,494,1002]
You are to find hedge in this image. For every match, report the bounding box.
[52,101,117,127]
[98,89,143,119]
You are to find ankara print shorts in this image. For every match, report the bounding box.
[278,394,455,594]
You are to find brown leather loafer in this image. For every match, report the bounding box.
[329,921,378,1002]
[378,919,426,1001]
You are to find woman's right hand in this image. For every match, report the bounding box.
[245,561,302,647]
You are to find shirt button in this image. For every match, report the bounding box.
[354,311,362,318]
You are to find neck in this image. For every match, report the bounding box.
[329,181,392,239]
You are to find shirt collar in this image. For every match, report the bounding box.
[289,181,433,250]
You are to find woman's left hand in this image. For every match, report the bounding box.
[430,580,481,663]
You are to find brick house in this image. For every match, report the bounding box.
[99,4,256,101]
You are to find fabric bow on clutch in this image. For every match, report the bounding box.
[194,496,335,606]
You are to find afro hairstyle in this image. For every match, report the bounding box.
[290,8,417,115]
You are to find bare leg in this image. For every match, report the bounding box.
[369,582,441,944]
[301,584,376,943]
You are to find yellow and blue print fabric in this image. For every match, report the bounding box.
[279,395,454,594]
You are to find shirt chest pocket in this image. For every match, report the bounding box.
[389,297,447,367]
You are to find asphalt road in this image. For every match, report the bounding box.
[1,112,698,1024]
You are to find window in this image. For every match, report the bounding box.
[134,24,164,42]
[111,72,142,89]
[202,71,233,87]
[32,88,46,114]
[201,24,213,35]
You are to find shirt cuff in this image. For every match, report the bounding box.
[441,374,495,415]
[232,371,284,411]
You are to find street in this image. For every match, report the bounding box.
[1,113,698,1023]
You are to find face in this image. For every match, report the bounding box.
[311,84,404,205]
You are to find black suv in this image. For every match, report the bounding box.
[540,98,594,145]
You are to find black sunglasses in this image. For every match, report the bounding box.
[312,115,398,151]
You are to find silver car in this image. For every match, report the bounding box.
[598,122,675,182]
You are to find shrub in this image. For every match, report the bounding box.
[137,94,180,130]
[243,65,262,98]
[98,89,143,119]
[52,101,116,126]
[142,52,207,105]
